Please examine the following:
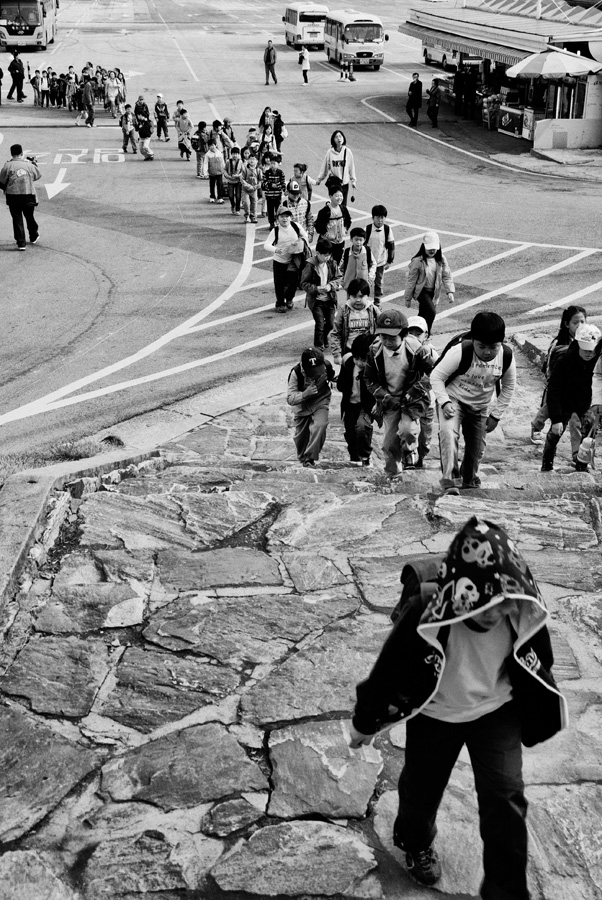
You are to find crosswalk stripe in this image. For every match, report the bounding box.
[453,243,531,277]
[524,280,602,315]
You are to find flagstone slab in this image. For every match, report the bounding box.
[201,797,266,836]
[241,616,391,725]
[0,850,80,900]
[268,720,383,818]
[0,705,98,843]
[143,587,360,667]
[568,593,602,638]
[280,552,350,592]
[156,547,282,592]
[101,646,240,733]
[433,497,597,550]
[34,584,143,634]
[176,489,277,545]
[83,832,188,896]
[350,555,408,611]
[52,551,104,587]
[523,551,602,591]
[92,549,155,585]
[210,820,383,898]
[0,636,112,717]
[101,723,268,809]
[79,493,196,551]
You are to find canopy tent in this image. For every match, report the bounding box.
[506,46,602,78]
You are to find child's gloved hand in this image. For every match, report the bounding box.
[348,723,374,749]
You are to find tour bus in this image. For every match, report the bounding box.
[283,2,329,50]
[0,0,58,49]
[422,40,459,71]
[324,9,388,71]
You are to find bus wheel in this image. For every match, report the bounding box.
[40,44,47,50]
[374,65,381,71]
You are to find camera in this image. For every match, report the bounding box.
[26,155,38,165]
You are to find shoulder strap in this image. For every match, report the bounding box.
[384,224,391,244]
[365,223,372,242]
[290,221,301,238]
[366,246,373,267]
[501,343,513,375]
[342,246,350,268]
[273,225,279,246]
[443,340,474,386]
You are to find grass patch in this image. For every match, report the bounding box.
[46,438,105,462]
[0,438,108,489]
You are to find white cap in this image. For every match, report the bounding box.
[575,323,601,351]
[423,231,440,250]
[157,93,163,98]
[407,316,429,334]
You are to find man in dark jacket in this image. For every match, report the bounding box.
[81,76,96,126]
[350,517,567,896]
[263,40,277,85]
[7,51,26,102]
[406,72,422,126]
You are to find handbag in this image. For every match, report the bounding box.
[298,52,303,65]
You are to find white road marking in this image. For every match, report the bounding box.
[208,102,221,121]
[387,237,480,274]
[452,243,531,277]
[152,4,200,83]
[45,168,70,199]
[524,280,602,315]
[381,66,411,81]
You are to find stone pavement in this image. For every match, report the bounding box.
[0,342,601,900]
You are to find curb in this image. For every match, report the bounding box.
[512,332,546,369]
[0,448,160,610]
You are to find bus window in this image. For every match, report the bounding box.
[0,0,42,23]
[299,11,325,22]
[345,23,383,43]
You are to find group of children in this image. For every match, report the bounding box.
[29,62,127,116]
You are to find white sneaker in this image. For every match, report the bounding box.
[217,198,224,204]
[530,428,544,445]
[209,198,215,203]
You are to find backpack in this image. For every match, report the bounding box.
[365,223,391,246]
[390,553,443,625]
[432,333,513,394]
[342,245,373,277]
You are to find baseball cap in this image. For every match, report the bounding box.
[575,323,601,351]
[301,347,325,371]
[375,308,407,335]
[276,205,293,218]
[407,315,429,334]
[157,93,163,98]
[287,180,301,194]
[423,231,440,250]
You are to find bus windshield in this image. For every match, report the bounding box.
[0,0,42,25]
[299,11,326,22]
[344,23,383,43]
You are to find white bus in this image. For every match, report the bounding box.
[0,0,58,50]
[283,3,328,50]
[324,9,388,71]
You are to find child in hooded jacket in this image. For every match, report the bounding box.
[331,278,377,366]
[349,516,567,898]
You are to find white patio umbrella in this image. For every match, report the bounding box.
[506,47,602,79]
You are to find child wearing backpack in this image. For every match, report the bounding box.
[120,104,138,153]
[366,205,396,306]
[293,162,316,204]
[241,156,260,223]
[341,227,376,292]
[407,315,439,467]
[206,140,225,203]
[349,516,567,895]
[430,311,516,495]
[331,278,377,366]
[261,153,287,227]
[530,304,586,447]
[287,347,336,467]
[194,121,210,178]
[300,238,342,345]
[264,206,309,312]
[541,322,602,473]
[337,333,377,466]
[314,184,352,266]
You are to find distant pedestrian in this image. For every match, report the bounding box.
[30,69,40,106]
[426,78,441,128]
[272,110,287,153]
[206,140,225,202]
[0,143,42,250]
[134,95,154,160]
[337,332,376,465]
[315,130,356,204]
[293,162,315,203]
[7,51,25,102]
[224,145,243,215]
[105,71,121,117]
[282,179,314,242]
[366,205,395,307]
[300,47,310,84]
[176,108,193,160]
[258,106,274,131]
[262,153,286,227]
[82,76,96,127]
[314,184,351,266]
[406,72,422,126]
[120,104,138,153]
[194,120,210,178]
[404,231,454,335]
[154,94,170,141]
[264,40,278,84]
[241,155,260,223]
[172,99,184,135]
[287,347,336,467]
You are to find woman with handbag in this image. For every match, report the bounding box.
[263,206,308,313]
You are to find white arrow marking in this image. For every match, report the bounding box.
[121,70,145,78]
[45,168,70,199]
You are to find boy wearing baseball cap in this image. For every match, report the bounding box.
[287,347,336,467]
[364,308,435,475]
[283,179,314,242]
[542,321,602,472]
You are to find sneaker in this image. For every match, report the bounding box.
[575,461,589,472]
[209,198,215,203]
[17,245,26,251]
[443,486,460,496]
[197,174,202,178]
[530,427,544,445]
[275,306,287,313]
[86,123,92,128]
[461,476,481,489]
[217,198,225,204]
[405,846,442,887]
[250,217,258,223]
[286,300,294,309]
[361,458,372,467]
[541,462,554,472]
[165,137,170,142]
[31,236,39,244]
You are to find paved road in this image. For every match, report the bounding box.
[1,0,601,455]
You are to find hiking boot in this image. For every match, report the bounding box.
[405,845,442,887]
[530,427,544,445]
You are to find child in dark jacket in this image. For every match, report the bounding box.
[331,277,377,366]
[337,333,376,465]
[287,347,336,467]
[300,238,342,351]
[224,146,243,215]
[350,516,567,895]
[542,322,602,472]
[261,153,286,227]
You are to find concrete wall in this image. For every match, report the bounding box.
[534,116,602,149]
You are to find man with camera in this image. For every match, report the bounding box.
[0,143,42,250]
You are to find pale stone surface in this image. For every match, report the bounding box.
[524,550,602,591]
[79,492,197,551]
[92,548,155,584]
[144,587,359,666]
[210,820,383,898]
[281,551,349,592]
[101,723,268,809]
[0,705,97,843]
[268,720,382,818]
[101,646,240,732]
[34,584,143,633]
[177,489,276,544]
[83,832,187,895]
[241,616,391,725]
[0,636,112,717]
[434,496,597,550]
[350,555,407,611]
[156,547,283,591]
[201,797,265,836]
[0,850,80,900]
[52,551,103,587]
[568,593,602,638]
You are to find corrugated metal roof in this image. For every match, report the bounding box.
[399,21,532,62]
[483,0,602,25]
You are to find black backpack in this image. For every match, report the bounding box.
[390,553,443,625]
[432,332,513,393]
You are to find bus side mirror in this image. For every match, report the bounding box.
[282,15,285,21]
[42,8,46,15]
[385,34,389,41]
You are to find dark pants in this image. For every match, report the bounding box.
[417,287,437,334]
[427,104,439,127]
[542,410,590,469]
[312,301,335,348]
[209,174,223,199]
[266,195,281,227]
[265,63,277,84]
[303,70,308,84]
[273,260,297,308]
[85,103,95,125]
[40,89,50,107]
[406,101,420,125]
[7,194,39,247]
[330,240,345,266]
[228,182,242,211]
[157,118,168,139]
[342,403,373,461]
[8,76,25,101]
[293,405,329,462]
[395,703,529,900]
[438,400,487,489]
